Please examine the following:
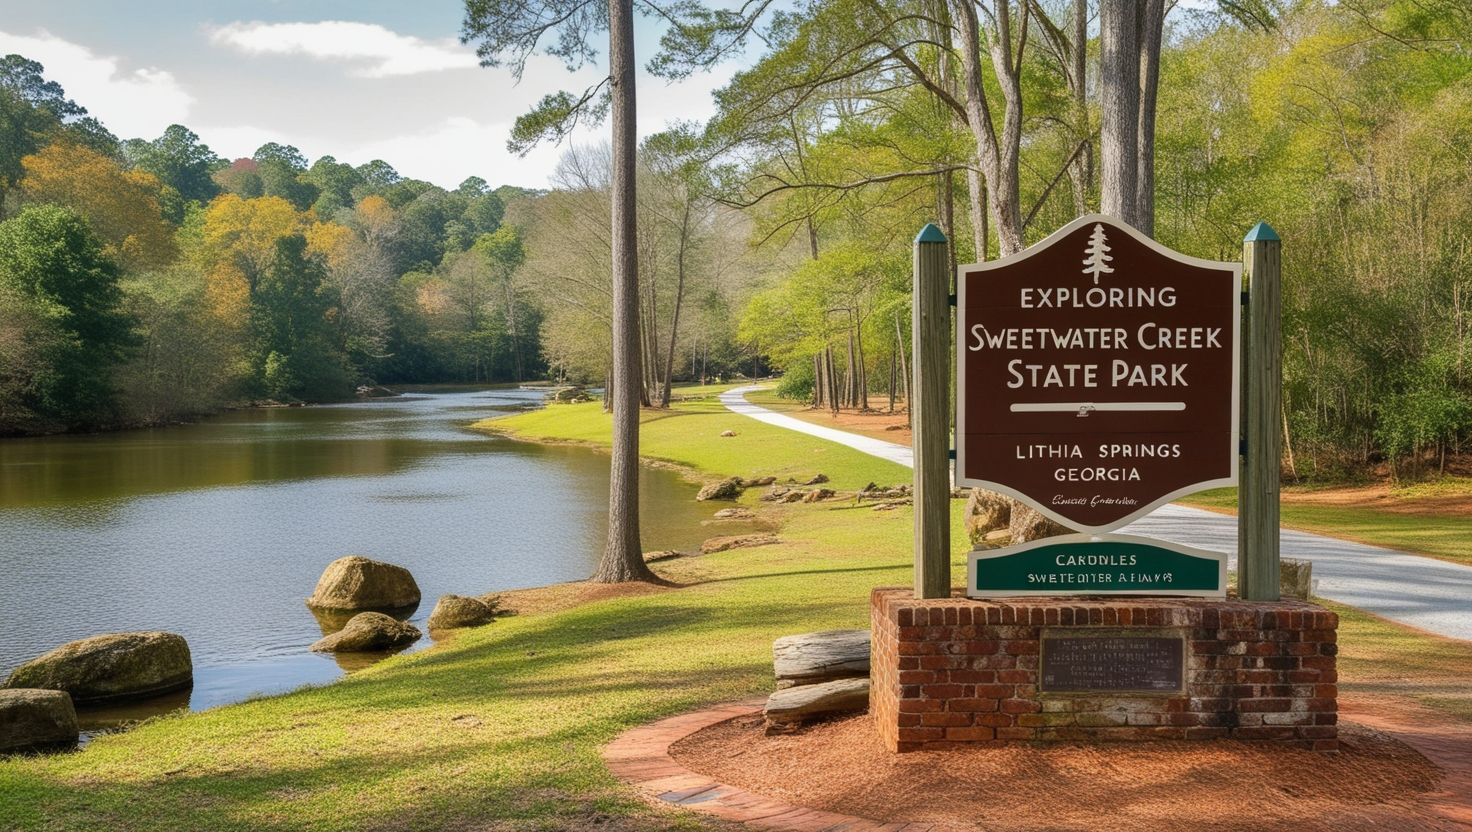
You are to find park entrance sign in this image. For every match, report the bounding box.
[956,214,1241,534]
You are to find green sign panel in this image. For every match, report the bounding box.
[968,534,1226,598]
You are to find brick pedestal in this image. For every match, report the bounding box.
[871,589,1338,752]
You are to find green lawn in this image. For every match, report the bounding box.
[1180,487,1472,565]
[483,387,911,491]
[3,393,1468,831]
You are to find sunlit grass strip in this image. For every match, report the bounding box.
[1179,487,1472,565]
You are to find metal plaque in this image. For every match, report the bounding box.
[1040,635,1185,693]
[956,214,1241,533]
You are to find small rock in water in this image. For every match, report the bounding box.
[803,473,830,485]
[802,488,835,503]
[642,550,684,563]
[310,613,421,653]
[695,477,744,501]
[712,507,754,519]
[427,595,499,630]
[746,475,777,486]
[779,490,807,503]
[0,689,79,752]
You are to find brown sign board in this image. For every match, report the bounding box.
[956,214,1241,533]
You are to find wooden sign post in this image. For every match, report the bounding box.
[913,223,951,599]
[1239,223,1282,601]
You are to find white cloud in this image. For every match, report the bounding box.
[334,117,566,188]
[209,21,480,78]
[0,29,192,140]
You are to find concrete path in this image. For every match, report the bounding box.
[719,386,915,469]
[721,386,1472,642]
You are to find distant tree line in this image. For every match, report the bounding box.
[0,55,553,434]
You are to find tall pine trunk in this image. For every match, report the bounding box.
[1100,0,1140,227]
[592,0,656,583]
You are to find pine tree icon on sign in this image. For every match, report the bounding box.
[1082,223,1114,284]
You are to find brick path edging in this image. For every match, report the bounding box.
[603,697,929,831]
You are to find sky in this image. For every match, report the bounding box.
[0,0,750,190]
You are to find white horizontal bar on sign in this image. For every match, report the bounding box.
[1009,401,1186,413]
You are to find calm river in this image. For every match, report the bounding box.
[0,389,738,726]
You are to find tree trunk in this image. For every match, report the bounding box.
[1100,0,1141,227]
[950,0,1026,255]
[1136,0,1164,237]
[826,345,840,413]
[1069,0,1093,216]
[856,320,869,410]
[967,164,988,261]
[889,348,897,412]
[660,202,691,408]
[592,0,656,583]
[503,278,523,383]
[895,311,910,412]
[818,351,830,406]
[846,326,858,407]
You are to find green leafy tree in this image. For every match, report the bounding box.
[0,55,87,218]
[0,205,134,427]
[249,234,350,401]
[123,125,223,205]
[254,143,319,211]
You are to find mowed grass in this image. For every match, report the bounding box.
[1179,487,1472,565]
[484,387,911,490]
[1324,598,1472,722]
[0,390,924,832]
[2,391,1465,831]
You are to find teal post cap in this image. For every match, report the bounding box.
[1244,222,1280,242]
[915,223,948,244]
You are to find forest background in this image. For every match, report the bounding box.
[0,0,1466,483]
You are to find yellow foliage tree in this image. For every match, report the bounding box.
[20,141,178,272]
[197,194,304,321]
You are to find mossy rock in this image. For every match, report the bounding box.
[426,595,499,630]
[306,556,421,611]
[3,632,192,705]
[309,612,422,653]
[695,477,744,502]
[0,689,79,752]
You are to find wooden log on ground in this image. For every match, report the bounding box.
[773,629,871,689]
[763,678,870,734]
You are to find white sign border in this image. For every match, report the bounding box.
[966,533,1229,599]
[955,213,1242,534]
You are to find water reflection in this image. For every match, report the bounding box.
[0,389,752,714]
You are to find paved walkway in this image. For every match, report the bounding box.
[720,386,1472,642]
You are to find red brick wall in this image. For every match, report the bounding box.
[870,589,1338,752]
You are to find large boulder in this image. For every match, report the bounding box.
[965,488,1012,546]
[774,630,870,689]
[1009,501,1071,543]
[309,612,421,653]
[763,678,870,733]
[306,556,421,611]
[3,633,192,705]
[695,477,744,502]
[426,595,499,630]
[0,689,79,752]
